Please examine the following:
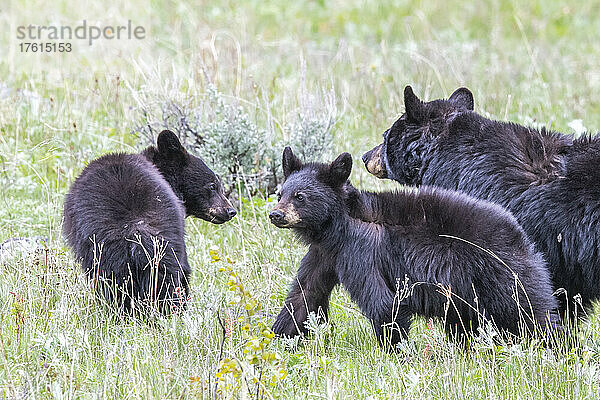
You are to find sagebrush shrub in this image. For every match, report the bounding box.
[131,80,337,194]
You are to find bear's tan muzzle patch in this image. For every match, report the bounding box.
[272,203,301,226]
[364,145,387,178]
[283,204,301,224]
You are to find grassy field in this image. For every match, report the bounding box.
[2,0,600,398]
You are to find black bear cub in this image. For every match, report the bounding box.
[63,130,236,314]
[270,147,562,348]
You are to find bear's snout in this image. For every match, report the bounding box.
[209,207,237,224]
[362,144,387,178]
[269,209,286,226]
[269,204,301,228]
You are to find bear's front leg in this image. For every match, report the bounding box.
[370,294,412,351]
[273,246,338,338]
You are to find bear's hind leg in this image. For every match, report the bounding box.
[371,299,412,351]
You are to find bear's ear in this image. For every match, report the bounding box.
[449,87,474,110]
[404,86,425,123]
[328,152,352,186]
[157,130,186,158]
[282,146,302,178]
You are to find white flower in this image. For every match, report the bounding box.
[568,119,586,137]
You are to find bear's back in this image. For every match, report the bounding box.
[381,187,557,331]
[381,186,527,251]
[63,152,185,257]
[430,113,570,204]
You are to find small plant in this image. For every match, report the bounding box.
[210,248,288,399]
[422,318,436,360]
[198,86,275,193]
[9,291,25,345]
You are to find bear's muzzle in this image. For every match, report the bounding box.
[362,144,388,178]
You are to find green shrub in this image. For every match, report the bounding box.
[131,79,337,194]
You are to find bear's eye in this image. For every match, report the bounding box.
[295,192,305,202]
[208,182,216,191]
[277,192,282,201]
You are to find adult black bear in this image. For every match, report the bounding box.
[63,130,236,314]
[362,86,600,317]
[270,147,562,349]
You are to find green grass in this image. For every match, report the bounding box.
[2,0,600,398]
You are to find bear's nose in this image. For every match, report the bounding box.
[227,208,237,219]
[362,151,371,165]
[269,210,285,223]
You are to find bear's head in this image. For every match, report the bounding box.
[269,147,352,231]
[362,86,474,184]
[143,130,236,224]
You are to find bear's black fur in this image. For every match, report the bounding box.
[362,86,600,317]
[63,130,236,313]
[270,147,562,349]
